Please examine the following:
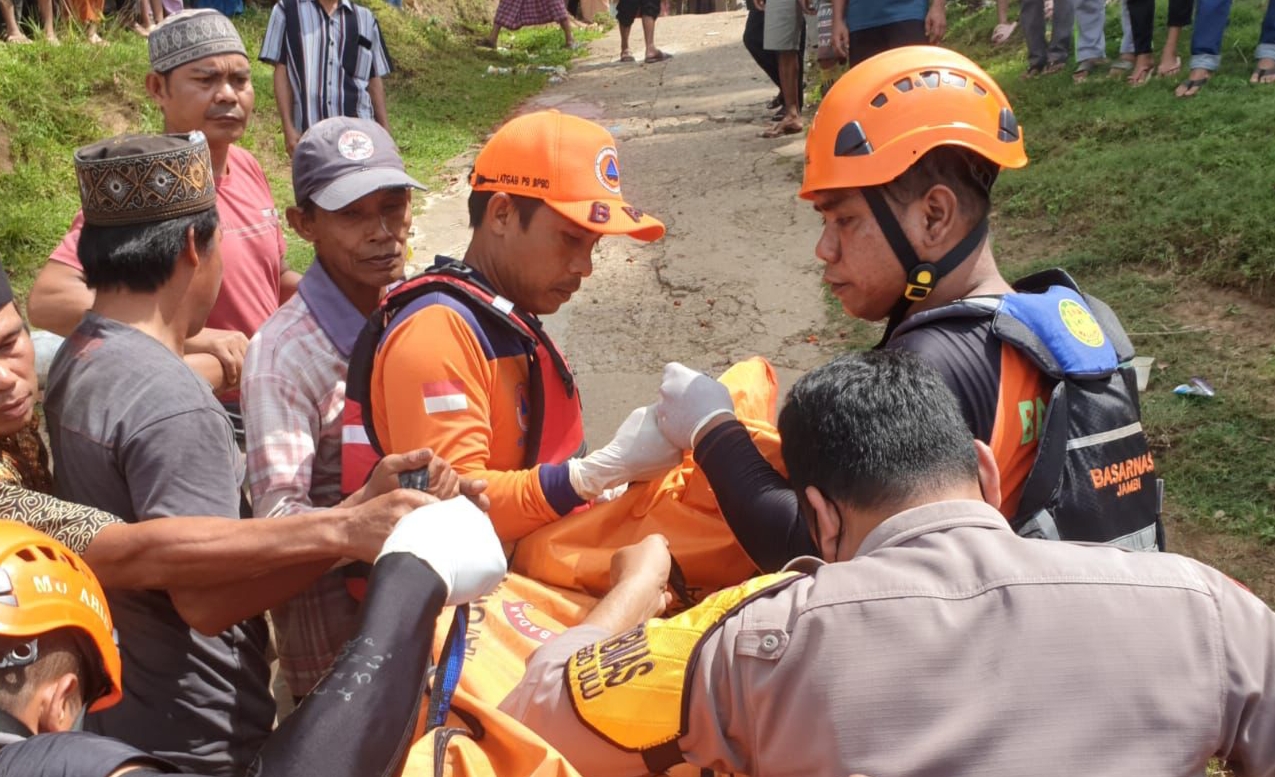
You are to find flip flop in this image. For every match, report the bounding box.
[1072,57,1107,83]
[1157,55,1181,77]
[1251,63,1275,83]
[619,52,635,62]
[760,119,802,138]
[643,50,673,64]
[1108,56,1134,78]
[1175,75,1209,97]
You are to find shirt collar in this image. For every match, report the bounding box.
[301,0,355,13]
[855,500,1010,558]
[297,260,367,358]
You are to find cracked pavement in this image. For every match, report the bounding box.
[409,10,843,443]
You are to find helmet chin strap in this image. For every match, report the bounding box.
[861,186,988,348]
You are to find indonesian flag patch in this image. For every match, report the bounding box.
[422,380,468,414]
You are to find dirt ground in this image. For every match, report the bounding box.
[408,11,1275,602]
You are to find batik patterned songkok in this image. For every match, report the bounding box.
[73,133,217,227]
[148,8,247,74]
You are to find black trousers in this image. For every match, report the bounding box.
[743,4,805,104]
[1126,0,1192,55]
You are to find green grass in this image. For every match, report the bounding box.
[0,4,599,282]
[944,0,1275,296]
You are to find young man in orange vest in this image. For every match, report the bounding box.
[344,110,681,544]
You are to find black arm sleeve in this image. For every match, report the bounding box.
[694,419,817,571]
[247,552,448,777]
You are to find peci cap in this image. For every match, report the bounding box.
[74,132,217,227]
[292,117,426,211]
[469,110,664,242]
[148,9,247,75]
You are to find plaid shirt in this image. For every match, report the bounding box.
[242,261,366,696]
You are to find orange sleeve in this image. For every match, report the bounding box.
[370,305,564,541]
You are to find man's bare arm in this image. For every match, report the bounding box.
[27,262,92,336]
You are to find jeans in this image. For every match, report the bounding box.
[1074,0,1107,62]
[1188,0,1274,69]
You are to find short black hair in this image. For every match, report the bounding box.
[467,189,544,229]
[0,628,94,715]
[881,145,998,226]
[778,350,978,511]
[78,208,219,293]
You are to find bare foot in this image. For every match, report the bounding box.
[1251,57,1275,84]
[131,21,151,37]
[4,31,32,43]
[87,31,106,45]
[1157,53,1181,77]
[760,116,802,138]
[44,30,59,44]
[1174,68,1211,97]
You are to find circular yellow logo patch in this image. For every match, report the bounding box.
[1058,299,1105,347]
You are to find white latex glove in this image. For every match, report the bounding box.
[655,362,735,450]
[376,497,506,605]
[568,405,683,501]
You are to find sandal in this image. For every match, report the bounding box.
[1108,55,1134,78]
[643,50,673,63]
[1021,64,1044,79]
[1127,60,1155,86]
[1157,54,1181,77]
[760,118,803,138]
[1073,57,1107,83]
[1251,59,1275,83]
[1042,60,1066,76]
[1174,74,1210,97]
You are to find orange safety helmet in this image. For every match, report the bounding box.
[800,46,1028,199]
[0,521,121,712]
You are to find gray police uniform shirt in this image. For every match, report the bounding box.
[44,313,272,777]
[505,499,1275,777]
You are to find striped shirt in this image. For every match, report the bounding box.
[242,260,364,696]
[259,0,392,134]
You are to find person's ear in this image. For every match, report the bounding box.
[916,184,960,248]
[180,225,203,270]
[804,485,842,562]
[485,193,515,237]
[286,206,315,243]
[974,440,1002,511]
[145,72,167,106]
[35,673,82,734]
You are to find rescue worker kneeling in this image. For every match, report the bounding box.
[503,350,1275,777]
[0,497,505,776]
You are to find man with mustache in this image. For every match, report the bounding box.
[343,110,680,545]
[242,116,437,701]
[27,10,299,423]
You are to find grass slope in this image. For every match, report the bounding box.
[0,6,594,282]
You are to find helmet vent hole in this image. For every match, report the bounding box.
[943,72,968,88]
[973,82,988,96]
[870,93,888,108]
[894,78,913,93]
[15,549,35,563]
[920,71,940,88]
[834,121,874,157]
[38,546,56,561]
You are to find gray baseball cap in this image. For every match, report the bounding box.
[292,117,426,211]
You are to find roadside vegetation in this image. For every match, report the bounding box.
[0,1,598,282]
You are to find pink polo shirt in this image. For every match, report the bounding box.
[51,145,287,337]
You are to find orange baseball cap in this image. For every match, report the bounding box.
[470,110,665,242]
